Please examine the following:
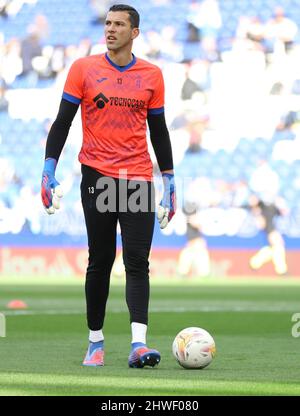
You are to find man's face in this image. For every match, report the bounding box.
[105,11,139,51]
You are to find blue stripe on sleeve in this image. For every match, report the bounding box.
[148,107,164,115]
[62,92,81,105]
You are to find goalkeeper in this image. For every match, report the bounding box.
[41,4,175,368]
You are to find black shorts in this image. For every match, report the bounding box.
[259,203,279,234]
[186,223,202,241]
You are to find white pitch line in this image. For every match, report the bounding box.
[1,305,299,316]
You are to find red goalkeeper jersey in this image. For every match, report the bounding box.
[63,53,165,181]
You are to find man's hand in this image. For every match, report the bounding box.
[41,158,63,215]
[157,172,176,229]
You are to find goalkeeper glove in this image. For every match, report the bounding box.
[157,172,176,229]
[41,158,63,215]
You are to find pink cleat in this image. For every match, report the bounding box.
[83,342,104,367]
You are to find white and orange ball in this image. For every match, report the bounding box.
[172,327,216,369]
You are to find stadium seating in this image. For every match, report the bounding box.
[1,0,300,213]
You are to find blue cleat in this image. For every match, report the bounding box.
[128,345,161,368]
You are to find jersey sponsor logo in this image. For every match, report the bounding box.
[109,96,145,110]
[93,92,109,109]
[93,91,145,111]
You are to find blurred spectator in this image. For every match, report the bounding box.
[231,180,251,208]
[246,16,266,48]
[269,81,284,95]
[0,38,23,85]
[32,14,49,41]
[0,158,21,208]
[186,0,222,43]
[236,15,266,51]
[276,110,300,132]
[181,63,202,100]
[64,44,81,68]
[185,113,209,154]
[0,0,9,17]
[186,0,201,42]
[77,38,92,58]
[247,161,288,275]
[160,25,183,62]
[249,160,280,204]
[177,178,212,277]
[247,194,288,276]
[48,45,66,75]
[20,30,42,79]
[0,0,37,18]
[239,16,267,55]
[30,45,65,79]
[0,80,8,111]
[89,0,112,25]
[145,30,161,60]
[19,14,49,86]
[265,6,298,54]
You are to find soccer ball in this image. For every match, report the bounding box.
[172,327,216,369]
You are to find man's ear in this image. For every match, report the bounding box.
[132,27,140,40]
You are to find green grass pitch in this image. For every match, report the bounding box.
[0,276,300,396]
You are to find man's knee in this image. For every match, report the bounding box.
[123,248,149,275]
[87,249,116,273]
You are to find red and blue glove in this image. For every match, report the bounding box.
[157,172,176,229]
[41,158,63,215]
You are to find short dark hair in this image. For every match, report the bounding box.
[109,4,140,28]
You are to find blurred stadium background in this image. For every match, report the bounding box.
[1,0,300,279]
